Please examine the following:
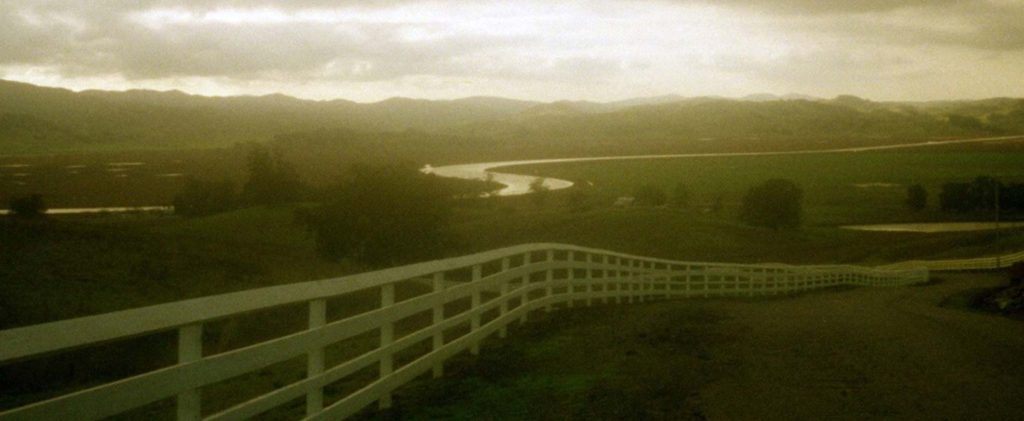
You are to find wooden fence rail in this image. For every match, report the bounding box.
[0,243,931,420]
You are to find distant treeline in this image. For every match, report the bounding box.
[939,177,1024,213]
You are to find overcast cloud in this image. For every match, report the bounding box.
[1,0,1022,101]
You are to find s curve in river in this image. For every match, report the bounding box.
[422,135,1024,197]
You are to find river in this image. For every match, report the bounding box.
[0,206,172,216]
[841,222,1024,233]
[422,134,1024,196]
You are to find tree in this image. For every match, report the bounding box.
[8,194,46,218]
[565,188,589,212]
[297,165,454,266]
[906,184,927,212]
[633,184,667,206]
[939,182,973,212]
[969,176,1002,211]
[241,146,304,206]
[739,179,803,229]
[529,177,549,206]
[939,177,1005,213]
[173,178,237,217]
[671,182,692,208]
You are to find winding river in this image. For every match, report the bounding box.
[422,134,1024,197]
[0,206,172,216]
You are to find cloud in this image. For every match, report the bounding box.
[0,0,1022,101]
[687,0,960,15]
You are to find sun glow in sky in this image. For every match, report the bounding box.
[2,0,1023,102]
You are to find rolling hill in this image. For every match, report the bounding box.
[1,79,1022,156]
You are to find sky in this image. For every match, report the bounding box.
[2,0,1023,102]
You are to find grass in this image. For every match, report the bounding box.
[0,205,352,329]
[501,150,1024,225]
[359,304,720,420]
[4,147,1024,418]
[361,272,1024,420]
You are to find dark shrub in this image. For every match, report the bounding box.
[529,177,549,207]
[740,179,803,229]
[633,184,667,206]
[8,194,46,218]
[906,184,927,211]
[173,178,237,217]
[672,183,692,208]
[1010,262,1024,287]
[297,165,454,266]
[241,146,305,206]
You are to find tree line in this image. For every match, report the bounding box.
[905,176,1024,213]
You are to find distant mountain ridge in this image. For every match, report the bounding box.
[1,79,1022,155]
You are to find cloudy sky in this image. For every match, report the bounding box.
[2,0,1023,102]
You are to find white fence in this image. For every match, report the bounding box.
[882,249,1024,272]
[0,243,928,420]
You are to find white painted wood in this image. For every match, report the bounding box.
[545,250,554,312]
[0,242,938,421]
[470,264,482,355]
[499,258,510,338]
[567,251,576,309]
[379,284,395,409]
[306,299,326,415]
[520,252,531,324]
[177,324,202,421]
[431,272,444,378]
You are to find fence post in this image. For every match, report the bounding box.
[177,324,202,421]
[636,260,644,304]
[664,265,671,300]
[567,251,576,309]
[586,253,594,307]
[748,270,755,298]
[520,252,531,324]
[545,250,555,312]
[598,254,606,303]
[499,257,510,338]
[379,283,395,409]
[471,264,482,355]
[683,266,691,298]
[432,272,445,378]
[306,299,326,416]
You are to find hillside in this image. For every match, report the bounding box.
[2,79,1023,155]
[461,97,1024,153]
[0,80,538,154]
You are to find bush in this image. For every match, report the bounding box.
[8,194,46,218]
[297,165,454,266]
[241,146,305,206]
[1010,262,1024,287]
[633,184,667,206]
[939,182,973,212]
[939,176,1013,213]
[739,179,803,229]
[671,183,692,208]
[565,188,590,212]
[173,178,237,217]
[906,184,927,211]
[529,177,549,206]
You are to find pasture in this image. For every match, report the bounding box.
[501,150,1024,225]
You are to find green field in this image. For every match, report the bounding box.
[503,150,1024,225]
[5,148,1024,418]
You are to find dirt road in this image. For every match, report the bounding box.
[373,272,1024,420]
